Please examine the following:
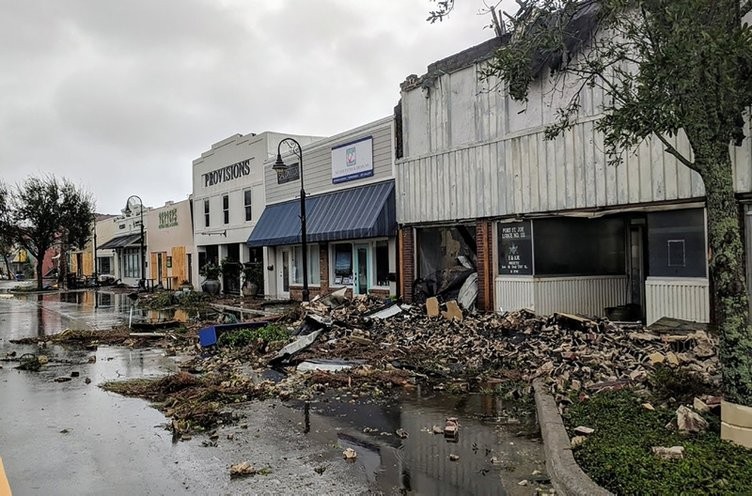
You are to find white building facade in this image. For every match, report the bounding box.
[191,131,321,294]
[248,117,398,301]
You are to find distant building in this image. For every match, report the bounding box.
[145,199,195,289]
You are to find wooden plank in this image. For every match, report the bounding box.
[150,252,158,279]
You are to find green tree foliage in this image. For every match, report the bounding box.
[433,0,752,405]
[1,176,95,290]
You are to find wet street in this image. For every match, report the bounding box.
[0,286,546,495]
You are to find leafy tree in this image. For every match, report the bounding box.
[0,185,14,278]
[431,0,752,406]
[2,176,95,290]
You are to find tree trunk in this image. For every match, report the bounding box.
[36,253,44,290]
[2,254,10,280]
[701,148,752,406]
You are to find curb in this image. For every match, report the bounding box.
[533,379,613,496]
[0,457,11,496]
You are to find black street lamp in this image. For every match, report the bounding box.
[124,195,145,290]
[273,138,309,302]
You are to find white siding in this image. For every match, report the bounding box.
[265,118,393,205]
[534,276,629,317]
[645,277,710,325]
[397,60,752,224]
[495,276,535,312]
[495,275,629,317]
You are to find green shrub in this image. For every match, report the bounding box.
[565,389,752,495]
[219,324,289,348]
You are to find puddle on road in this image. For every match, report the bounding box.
[280,390,547,495]
[2,290,208,339]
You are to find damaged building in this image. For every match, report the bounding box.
[395,37,752,324]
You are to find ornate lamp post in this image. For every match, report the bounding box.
[273,138,309,302]
[123,195,145,289]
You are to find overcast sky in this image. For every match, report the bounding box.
[0,0,513,214]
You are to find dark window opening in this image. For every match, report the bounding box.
[222,195,229,224]
[534,217,626,276]
[375,241,389,286]
[204,199,210,227]
[244,190,252,221]
[648,209,706,277]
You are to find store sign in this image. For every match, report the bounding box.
[331,136,373,184]
[498,220,533,275]
[158,208,178,229]
[202,159,251,187]
[277,162,300,185]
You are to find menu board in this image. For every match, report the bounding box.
[498,221,533,275]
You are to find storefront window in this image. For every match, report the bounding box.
[375,241,389,286]
[534,217,626,276]
[122,248,141,278]
[647,209,706,277]
[333,243,353,285]
[292,245,320,285]
[98,257,112,275]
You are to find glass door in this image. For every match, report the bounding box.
[354,244,369,295]
[278,248,290,298]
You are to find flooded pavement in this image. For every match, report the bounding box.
[0,290,547,495]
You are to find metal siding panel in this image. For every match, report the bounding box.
[495,277,535,312]
[645,278,710,325]
[650,138,666,201]
[533,276,629,317]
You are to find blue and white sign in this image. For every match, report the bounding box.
[331,136,373,184]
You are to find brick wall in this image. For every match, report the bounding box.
[319,243,329,293]
[476,220,495,312]
[290,286,323,301]
[399,227,415,302]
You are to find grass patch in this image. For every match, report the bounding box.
[565,389,752,495]
[219,324,289,348]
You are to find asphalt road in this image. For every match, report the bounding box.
[0,290,370,496]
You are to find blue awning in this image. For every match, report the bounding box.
[247,180,396,247]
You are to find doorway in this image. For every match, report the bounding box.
[354,244,369,295]
[278,248,291,299]
[628,221,646,319]
[157,254,163,285]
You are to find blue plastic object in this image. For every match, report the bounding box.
[197,322,268,348]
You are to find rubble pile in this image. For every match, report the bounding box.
[288,292,719,396]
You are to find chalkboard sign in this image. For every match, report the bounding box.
[498,220,533,275]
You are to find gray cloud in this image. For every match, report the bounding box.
[0,0,513,213]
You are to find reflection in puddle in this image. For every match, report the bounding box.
[5,290,205,337]
[293,391,545,495]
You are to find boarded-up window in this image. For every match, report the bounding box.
[648,209,706,277]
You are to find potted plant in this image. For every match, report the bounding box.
[199,262,222,295]
[241,262,263,297]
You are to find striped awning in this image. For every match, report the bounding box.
[247,180,396,247]
[98,233,143,250]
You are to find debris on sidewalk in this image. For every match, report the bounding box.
[342,448,357,461]
[676,405,709,433]
[230,462,256,478]
[652,446,685,460]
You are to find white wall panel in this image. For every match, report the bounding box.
[645,277,710,325]
[534,276,629,317]
[495,277,535,313]
[398,60,752,225]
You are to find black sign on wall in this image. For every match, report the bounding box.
[498,220,533,275]
[277,162,300,184]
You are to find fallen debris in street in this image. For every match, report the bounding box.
[229,462,256,478]
[342,448,357,461]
